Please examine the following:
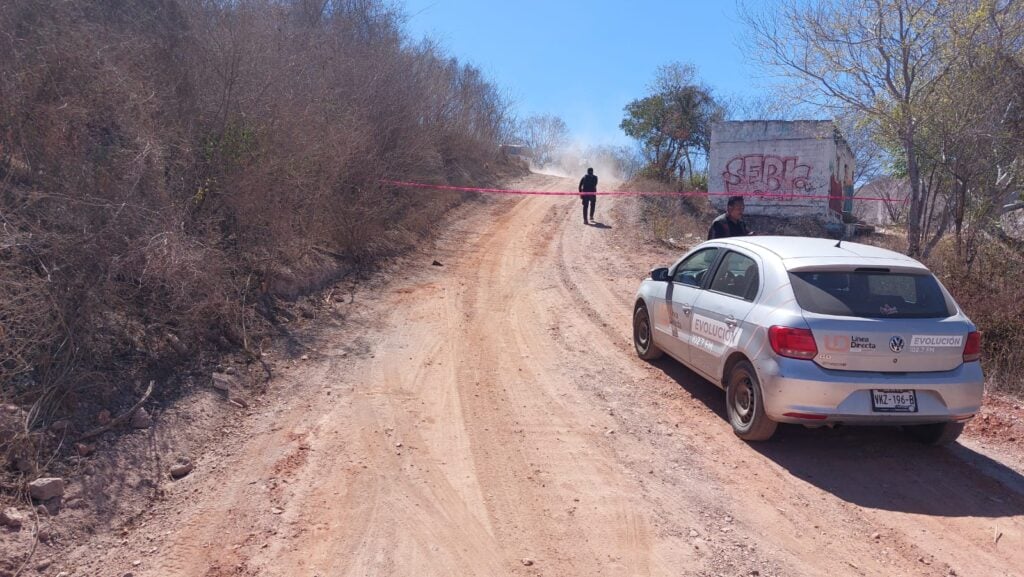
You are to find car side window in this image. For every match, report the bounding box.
[709,251,759,301]
[672,248,719,287]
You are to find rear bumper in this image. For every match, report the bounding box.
[756,358,984,425]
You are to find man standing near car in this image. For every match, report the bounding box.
[579,167,598,225]
[708,195,753,239]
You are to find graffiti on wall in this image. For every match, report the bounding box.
[722,155,814,200]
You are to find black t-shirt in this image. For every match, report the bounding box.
[707,213,750,239]
[579,174,598,193]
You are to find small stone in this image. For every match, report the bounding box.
[56,572,71,577]
[132,560,142,566]
[871,532,881,540]
[75,442,96,457]
[395,442,403,448]
[97,409,112,425]
[130,408,152,429]
[170,460,194,479]
[432,260,443,267]
[35,559,52,571]
[28,477,65,501]
[300,355,309,361]
[0,507,24,529]
[42,496,62,515]
[521,558,534,566]
[211,372,235,392]
[49,420,72,433]
[271,507,284,515]
[688,529,699,538]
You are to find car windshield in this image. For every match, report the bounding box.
[789,270,955,319]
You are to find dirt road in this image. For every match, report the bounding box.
[70,174,1024,576]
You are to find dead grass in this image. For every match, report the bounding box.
[0,0,519,483]
[629,178,714,245]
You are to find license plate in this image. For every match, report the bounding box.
[871,389,918,412]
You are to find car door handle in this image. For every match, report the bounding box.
[680,304,692,315]
[725,316,738,327]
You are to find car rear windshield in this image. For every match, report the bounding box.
[789,270,955,319]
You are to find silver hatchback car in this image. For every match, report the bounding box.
[632,236,983,444]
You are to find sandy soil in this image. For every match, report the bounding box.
[46,174,1024,577]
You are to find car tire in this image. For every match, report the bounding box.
[726,360,777,441]
[903,421,965,446]
[633,303,663,360]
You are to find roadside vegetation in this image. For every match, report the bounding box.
[0,0,518,480]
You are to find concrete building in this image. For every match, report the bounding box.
[708,121,855,223]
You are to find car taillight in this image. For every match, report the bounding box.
[963,331,982,362]
[769,326,818,360]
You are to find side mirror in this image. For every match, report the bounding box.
[650,267,670,282]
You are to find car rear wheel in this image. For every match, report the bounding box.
[903,421,965,446]
[633,303,663,360]
[726,360,777,441]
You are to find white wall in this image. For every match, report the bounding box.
[709,121,848,222]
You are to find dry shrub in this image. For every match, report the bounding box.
[0,0,517,454]
[924,238,1024,393]
[628,178,713,244]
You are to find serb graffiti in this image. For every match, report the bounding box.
[722,155,813,199]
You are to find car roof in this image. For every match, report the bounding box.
[708,236,929,272]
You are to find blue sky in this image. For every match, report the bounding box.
[400,0,770,147]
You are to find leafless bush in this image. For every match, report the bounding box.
[923,238,1024,394]
[627,178,713,244]
[0,0,515,442]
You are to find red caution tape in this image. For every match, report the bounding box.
[380,179,908,203]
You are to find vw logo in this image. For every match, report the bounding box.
[889,336,905,353]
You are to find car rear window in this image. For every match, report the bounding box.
[789,270,955,318]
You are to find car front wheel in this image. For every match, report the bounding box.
[633,303,663,360]
[726,360,777,441]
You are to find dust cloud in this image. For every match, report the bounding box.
[530,139,636,183]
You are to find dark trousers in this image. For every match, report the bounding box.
[581,195,596,222]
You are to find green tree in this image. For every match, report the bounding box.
[620,63,723,184]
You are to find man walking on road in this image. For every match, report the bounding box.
[579,167,598,225]
[708,195,754,239]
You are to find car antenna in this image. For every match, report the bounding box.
[835,238,842,248]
